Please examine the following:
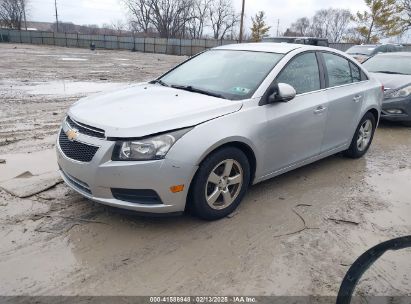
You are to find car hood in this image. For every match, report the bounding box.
[68,83,243,138]
[369,72,411,91]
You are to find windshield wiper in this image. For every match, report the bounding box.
[149,79,170,87]
[373,71,406,75]
[170,84,226,99]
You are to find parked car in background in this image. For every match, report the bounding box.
[262,37,329,47]
[57,43,382,220]
[346,44,404,63]
[363,52,411,126]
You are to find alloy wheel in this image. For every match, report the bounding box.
[205,159,243,210]
[357,119,373,152]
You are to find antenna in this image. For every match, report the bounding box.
[54,0,59,32]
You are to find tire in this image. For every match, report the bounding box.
[402,121,411,127]
[189,147,251,220]
[344,112,376,159]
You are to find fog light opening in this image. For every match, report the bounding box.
[386,109,403,114]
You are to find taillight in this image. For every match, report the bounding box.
[381,85,384,92]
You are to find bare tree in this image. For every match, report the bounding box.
[123,0,152,34]
[311,8,352,42]
[209,0,238,39]
[290,17,310,36]
[110,19,126,35]
[288,8,352,42]
[0,0,28,29]
[328,9,352,42]
[310,10,329,38]
[122,0,240,39]
[187,0,211,38]
[149,0,194,38]
[401,0,411,30]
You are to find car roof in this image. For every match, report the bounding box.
[351,44,402,47]
[215,42,308,54]
[374,51,411,57]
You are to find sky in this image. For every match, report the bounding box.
[28,0,368,36]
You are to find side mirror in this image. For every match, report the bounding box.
[267,83,297,103]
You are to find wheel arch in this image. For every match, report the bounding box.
[187,140,257,204]
[367,108,380,124]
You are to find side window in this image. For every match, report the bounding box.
[361,70,369,81]
[377,45,387,53]
[350,62,361,83]
[277,53,321,94]
[323,53,352,87]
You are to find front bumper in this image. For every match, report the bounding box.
[56,126,198,214]
[381,96,411,122]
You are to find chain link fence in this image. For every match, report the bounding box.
[0,29,241,56]
[4,28,407,55]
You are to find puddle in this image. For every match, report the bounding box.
[0,237,79,295]
[365,169,411,228]
[0,149,58,182]
[3,81,126,96]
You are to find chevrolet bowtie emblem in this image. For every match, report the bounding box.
[66,128,79,141]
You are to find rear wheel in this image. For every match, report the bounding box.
[189,147,250,220]
[344,112,376,159]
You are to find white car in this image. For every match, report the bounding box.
[57,43,383,220]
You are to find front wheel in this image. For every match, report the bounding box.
[189,147,251,220]
[344,112,376,159]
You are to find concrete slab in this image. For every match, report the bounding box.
[0,171,62,198]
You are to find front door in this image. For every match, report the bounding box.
[262,52,328,176]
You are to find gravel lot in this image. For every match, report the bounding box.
[0,43,410,297]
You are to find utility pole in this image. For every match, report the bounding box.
[239,0,245,43]
[54,0,59,32]
[23,2,27,30]
[276,19,280,36]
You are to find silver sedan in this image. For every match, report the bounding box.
[57,43,383,220]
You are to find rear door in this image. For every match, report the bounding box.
[262,52,328,175]
[319,52,367,153]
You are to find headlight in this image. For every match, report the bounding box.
[385,85,411,99]
[112,128,192,161]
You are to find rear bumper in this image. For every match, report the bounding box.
[381,97,411,122]
[56,127,198,214]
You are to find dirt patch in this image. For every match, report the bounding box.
[0,43,410,296]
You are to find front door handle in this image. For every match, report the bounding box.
[353,95,363,102]
[314,106,327,114]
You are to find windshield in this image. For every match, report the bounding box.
[160,50,284,100]
[346,45,376,56]
[363,55,411,75]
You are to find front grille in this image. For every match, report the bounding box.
[66,116,105,139]
[59,131,99,162]
[111,188,162,205]
[61,170,92,195]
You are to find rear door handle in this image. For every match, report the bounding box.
[314,106,327,114]
[353,95,363,102]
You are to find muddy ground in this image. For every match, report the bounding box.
[0,43,410,297]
